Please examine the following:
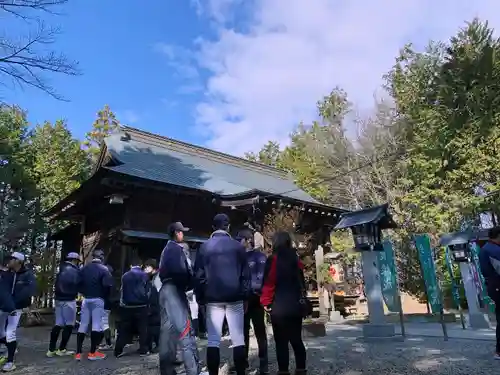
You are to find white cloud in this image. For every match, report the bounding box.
[119,109,140,124]
[187,0,500,155]
[155,43,202,93]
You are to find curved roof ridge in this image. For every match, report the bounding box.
[120,126,292,180]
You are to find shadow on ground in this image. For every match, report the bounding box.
[10,325,499,374]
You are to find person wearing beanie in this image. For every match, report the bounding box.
[47,252,82,358]
[0,252,36,372]
[193,214,250,375]
[75,249,113,361]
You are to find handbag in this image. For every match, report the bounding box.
[298,269,313,318]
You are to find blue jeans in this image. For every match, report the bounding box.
[159,283,200,375]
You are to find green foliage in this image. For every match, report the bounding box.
[84,104,120,164]
[29,120,89,210]
[248,18,500,300]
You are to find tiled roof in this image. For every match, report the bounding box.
[334,204,396,230]
[102,127,323,204]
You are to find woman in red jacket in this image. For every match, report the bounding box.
[260,232,307,375]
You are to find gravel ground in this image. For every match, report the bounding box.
[6,325,500,374]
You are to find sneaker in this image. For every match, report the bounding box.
[139,351,150,357]
[88,351,106,361]
[494,352,500,360]
[56,349,73,356]
[98,344,113,351]
[46,350,56,358]
[74,353,82,361]
[199,371,209,375]
[115,352,125,358]
[1,362,16,372]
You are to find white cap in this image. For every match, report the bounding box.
[10,252,25,262]
[66,252,81,261]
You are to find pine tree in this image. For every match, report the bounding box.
[84,104,120,164]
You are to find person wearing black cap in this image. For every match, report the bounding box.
[47,252,82,358]
[238,229,268,374]
[158,221,206,375]
[76,249,114,361]
[193,214,250,375]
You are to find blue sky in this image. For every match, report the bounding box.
[3,1,500,156]
[3,0,212,145]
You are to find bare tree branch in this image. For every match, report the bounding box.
[0,0,67,19]
[0,19,80,100]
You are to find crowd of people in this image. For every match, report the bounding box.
[0,213,310,375]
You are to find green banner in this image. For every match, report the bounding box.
[377,239,398,312]
[413,234,442,313]
[444,246,461,309]
[469,242,495,313]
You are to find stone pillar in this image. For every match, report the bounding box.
[459,262,490,329]
[315,246,327,318]
[361,251,395,339]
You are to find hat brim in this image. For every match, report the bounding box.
[180,227,190,232]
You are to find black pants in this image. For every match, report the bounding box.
[114,306,149,355]
[148,324,160,352]
[488,285,500,352]
[244,297,268,370]
[271,315,306,373]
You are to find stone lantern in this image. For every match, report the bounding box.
[334,203,397,339]
[440,231,490,329]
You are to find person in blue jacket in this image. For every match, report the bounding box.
[238,229,268,374]
[479,226,500,359]
[75,249,114,361]
[47,252,82,358]
[0,252,36,372]
[158,221,206,375]
[194,214,250,375]
[114,256,150,357]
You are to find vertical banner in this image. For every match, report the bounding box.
[469,241,495,313]
[444,246,462,309]
[413,234,443,313]
[377,239,398,312]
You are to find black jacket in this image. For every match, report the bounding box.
[1,267,37,310]
[159,240,193,292]
[121,267,150,307]
[79,260,114,299]
[148,276,161,326]
[54,262,81,301]
[194,231,250,304]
